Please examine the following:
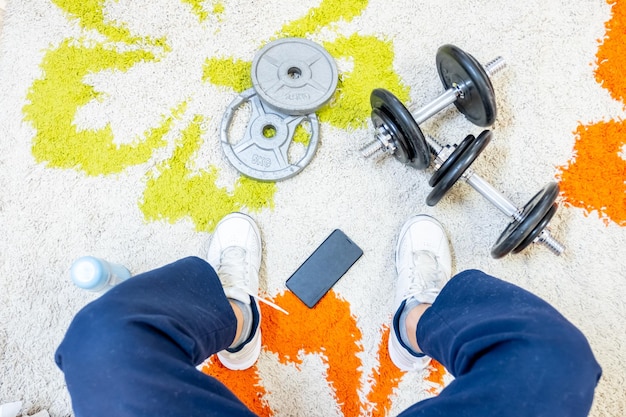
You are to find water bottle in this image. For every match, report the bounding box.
[70,256,131,293]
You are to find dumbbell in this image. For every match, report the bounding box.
[361,44,506,168]
[361,85,564,257]
[423,130,565,258]
[365,99,564,258]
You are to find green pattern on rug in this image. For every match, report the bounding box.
[24,40,163,175]
[23,0,408,232]
[140,115,277,231]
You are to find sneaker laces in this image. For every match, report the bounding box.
[217,247,289,315]
[402,250,445,303]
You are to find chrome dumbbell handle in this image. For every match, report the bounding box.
[426,136,564,256]
[361,126,396,158]
[466,173,565,256]
[465,173,519,218]
[411,57,506,125]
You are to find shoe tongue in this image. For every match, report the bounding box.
[412,250,442,289]
[413,251,438,275]
[218,246,251,304]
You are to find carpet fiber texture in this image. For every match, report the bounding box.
[0,0,625,416]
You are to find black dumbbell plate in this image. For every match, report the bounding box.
[436,44,497,127]
[512,204,557,254]
[370,108,413,165]
[370,88,431,170]
[426,130,492,206]
[491,182,559,258]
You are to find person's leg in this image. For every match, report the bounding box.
[388,214,452,371]
[56,213,266,417]
[56,256,256,417]
[399,270,601,417]
[389,215,601,417]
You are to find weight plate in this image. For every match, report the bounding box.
[491,182,559,258]
[371,108,413,165]
[436,44,497,127]
[251,38,338,115]
[512,204,557,254]
[221,88,320,182]
[370,88,431,170]
[426,130,492,206]
[429,133,473,187]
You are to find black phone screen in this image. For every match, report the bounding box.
[285,229,363,308]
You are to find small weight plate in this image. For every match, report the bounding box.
[436,44,497,127]
[426,130,492,206]
[370,88,431,170]
[221,88,320,182]
[251,38,338,115]
[491,182,559,258]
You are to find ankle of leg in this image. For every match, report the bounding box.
[402,300,431,354]
[229,298,253,349]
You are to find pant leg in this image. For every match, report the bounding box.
[399,269,602,417]
[55,256,257,417]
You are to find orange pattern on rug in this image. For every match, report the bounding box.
[202,291,446,416]
[558,0,626,226]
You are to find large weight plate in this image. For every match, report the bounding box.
[251,38,338,115]
[436,44,497,127]
[491,182,559,258]
[426,130,492,206]
[370,88,431,170]
[512,204,557,254]
[429,133,473,187]
[221,88,320,182]
[371,108,413,165]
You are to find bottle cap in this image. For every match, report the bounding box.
[70,256,108,291]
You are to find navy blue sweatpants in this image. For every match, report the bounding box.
[55,257,601,417]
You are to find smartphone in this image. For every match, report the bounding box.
[286,229,363,308]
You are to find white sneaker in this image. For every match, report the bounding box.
[207,212,263,371]
[389,214,452,371]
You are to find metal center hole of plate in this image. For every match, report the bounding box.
[288,67,302,79]
[262,124,277,138]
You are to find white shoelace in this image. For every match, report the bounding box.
[402,250,445,302]
[218,247,289,315]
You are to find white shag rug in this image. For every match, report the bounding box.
[1,1,625,416]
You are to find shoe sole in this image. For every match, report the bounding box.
[388,325,431,372]
[217,326,262,370]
